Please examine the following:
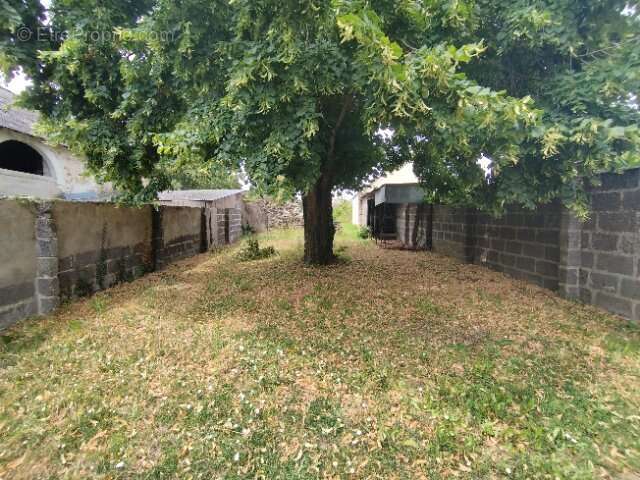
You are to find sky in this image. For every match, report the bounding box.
[1,70,31,94]
[1,0,48,93]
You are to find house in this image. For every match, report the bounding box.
[352,163,427,241]
[0,87,109,200]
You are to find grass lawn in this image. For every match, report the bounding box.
[1,226,639,479]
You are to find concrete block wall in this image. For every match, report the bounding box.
[0,199,244,330]
[395,167,640,321]
[35,203,60,313]
[216,209,227,246]
[576,170,640,320]
[227,208,243,245]
[474,203,561,290]
[204,207,241,248]
[396,204,431,250]
[431,206,475,262]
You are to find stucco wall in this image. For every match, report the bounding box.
[0,199,247,330]
[161,206,202,245]
[54,203,152,259]
[53,202,153,298]
[0,199,38,328]
[0,168,62,198]
[0,128,108,199]
[154,206,203,268]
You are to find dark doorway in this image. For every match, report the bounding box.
[0,140,45,175]
[366,198,376,229]
[373,203,397,240]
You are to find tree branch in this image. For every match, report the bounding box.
[327,94,354,166]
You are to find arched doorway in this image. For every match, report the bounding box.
[0,140,48,176]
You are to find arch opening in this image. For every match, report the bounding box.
[0,140,47,176]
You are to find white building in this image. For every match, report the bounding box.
[0,87,108,200]
[351,163,424,227]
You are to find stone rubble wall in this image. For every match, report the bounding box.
[243,198,303,233]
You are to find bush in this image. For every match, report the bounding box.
[357,226,372,239]
[242,224,256,236]
[236,238,278,262]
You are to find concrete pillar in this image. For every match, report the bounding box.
[151,207,164,270]
[558,208,583,300]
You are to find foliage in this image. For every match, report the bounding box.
[357,225,371,240]
[412,1,640,216]
[2,1,639,220]
[4,0,532,205]
[1,230,639,477]
[333,198,364,240]
[236,237,277,262]
[170,167,241,191]
[241,223,256,237]
[333,200,353,226]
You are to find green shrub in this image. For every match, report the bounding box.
[241,224,256,236]
[357,226,372,239]
[236,238,278,262]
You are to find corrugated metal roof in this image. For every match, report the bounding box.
[0,87,39,137]
[158,189,245,202]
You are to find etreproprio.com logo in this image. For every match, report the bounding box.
[15,26,176,43]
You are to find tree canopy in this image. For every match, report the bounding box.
[2,0,639,262]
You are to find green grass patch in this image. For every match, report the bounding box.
[1,229,639,478]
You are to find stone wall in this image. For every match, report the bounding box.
[395,167,640,321]
[0,199,244,330]
[244,198,304,232]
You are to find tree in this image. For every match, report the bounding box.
[412,1,640,214]
[170,166,241,191]
[2,1,638,264]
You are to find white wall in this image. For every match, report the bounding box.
[0,128,106,199]
[351,195,371,227]
[0,168,61,198]
[352,195,360,225]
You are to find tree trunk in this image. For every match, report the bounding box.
[303,174,335,265]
